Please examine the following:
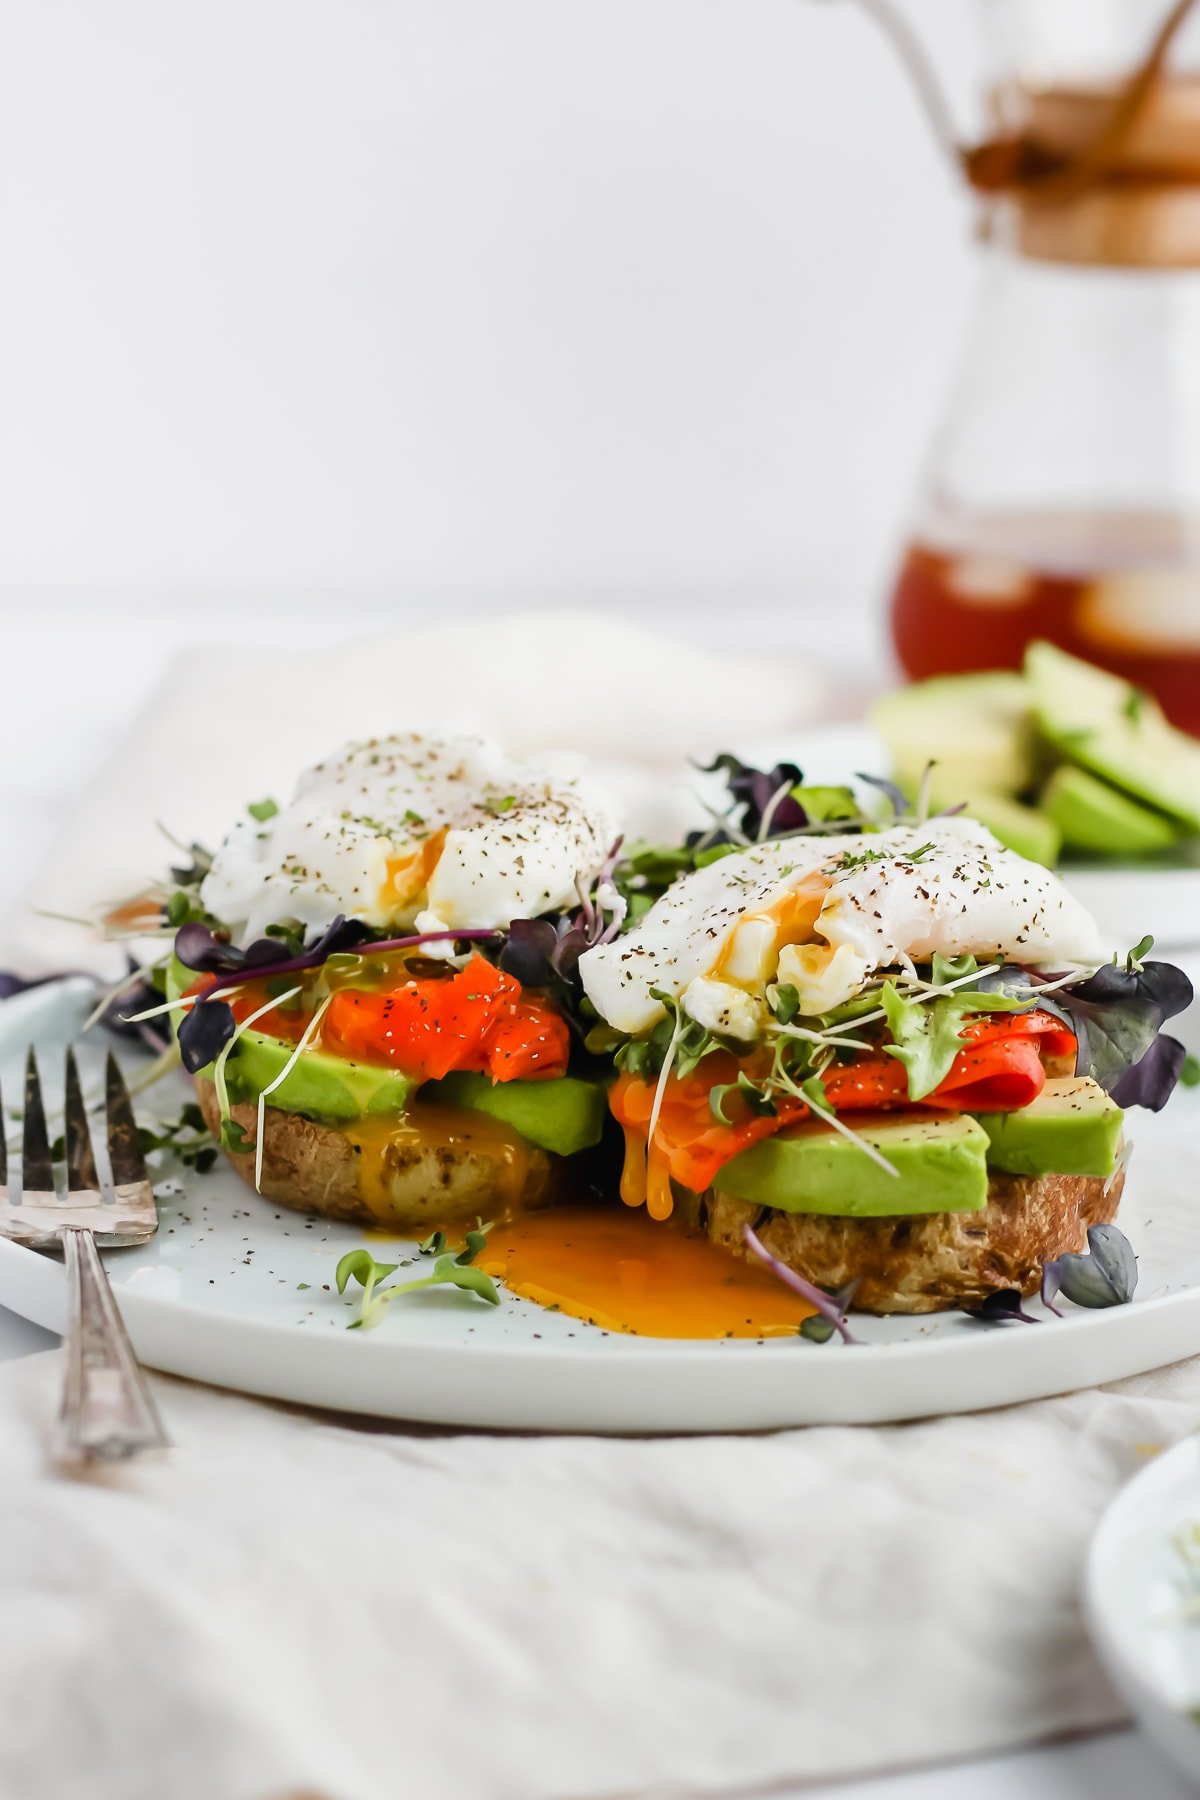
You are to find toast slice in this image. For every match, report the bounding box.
[682,1167,1124,1315]
[195,1079,558,1230]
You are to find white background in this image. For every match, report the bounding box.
[0,0,981,624]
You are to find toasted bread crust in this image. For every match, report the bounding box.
[194,1079,558,1230]
[684,1168,1125,1314]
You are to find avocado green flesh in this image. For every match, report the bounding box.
[871,647,1200,863]
[220,1030,604,1153]
[978,1076,1123,1178]
[222,1031,417,1122]
[1026,640,1200,831]
[871,671,1036,795]
[166,956,410,1123]
[715,1114,990,1216]
[1040,763,1177,856]
[433,1071,606,1157]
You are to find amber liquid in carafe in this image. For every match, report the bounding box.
[890,510,1200,734]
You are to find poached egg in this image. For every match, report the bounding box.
[578,815,1106,1037]
[201,734,619,945]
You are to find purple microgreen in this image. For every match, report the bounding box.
[0,969,92,1002]
[177,995,237,1074]
[504,838,628,991]
[574,873,597,938]
[1042,1224,1138,1311]
[174,920,270,974]
[498,918,560,988]
[742,1223,859,1344]
[1111,1034,1188,1110]
[800,1279,860,1341]
[700,754,809,839]
[1041,1260,1066,1317]
[855,771,908,817]
[190,920,498,998]
[968,1288,1039,1325]
[1054,958,1193,1111]
[96,964,175,1052]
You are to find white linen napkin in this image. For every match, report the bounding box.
[4,1346,1191,1800]
[0,608,1192,1798]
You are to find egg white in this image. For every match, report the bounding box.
[578,815,1107,1037]
[200,733,619,945]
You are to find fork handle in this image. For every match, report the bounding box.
[57,1229,170,1463]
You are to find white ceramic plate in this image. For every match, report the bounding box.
[1088,1438,1200,1787]
[2,979,1200,1433]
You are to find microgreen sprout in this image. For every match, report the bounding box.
[336,1228,500,1329]
[742,1224,859,1344]
[211,985,302,1152]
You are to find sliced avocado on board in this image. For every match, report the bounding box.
[871,670,1037,796]
[977,1076,1123,1178]
[1040,763,1178,856]
[714,1113,990,1215]
[1026,640,1200,831]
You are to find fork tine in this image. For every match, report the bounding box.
[63,1050,98,1193]
[22,1049,55,1194]
[105,1053,148,1189]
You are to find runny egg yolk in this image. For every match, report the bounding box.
[614,876,841,1228]
[384,827,447,914]
[475,1205,816,1338]
[711,876,826,987]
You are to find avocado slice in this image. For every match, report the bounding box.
[166,955,413,1122]
[431,1071,606,1157]
[1041,763,1178,857]
[222,1030,417,1122]
[871,671,1036,796]
[978,1076,1123,1178]
[715,1113,990,1215]
[1025,641,1200,831]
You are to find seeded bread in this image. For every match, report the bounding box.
[681,1166,1124,1314]
[194,1079,557,1230]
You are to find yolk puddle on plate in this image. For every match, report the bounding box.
[475,1204,815,1339]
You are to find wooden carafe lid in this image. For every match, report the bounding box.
[990,75,1200,267]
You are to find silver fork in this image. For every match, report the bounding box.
[4,1047,169,1463]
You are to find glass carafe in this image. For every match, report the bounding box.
[885,0,1200,731]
